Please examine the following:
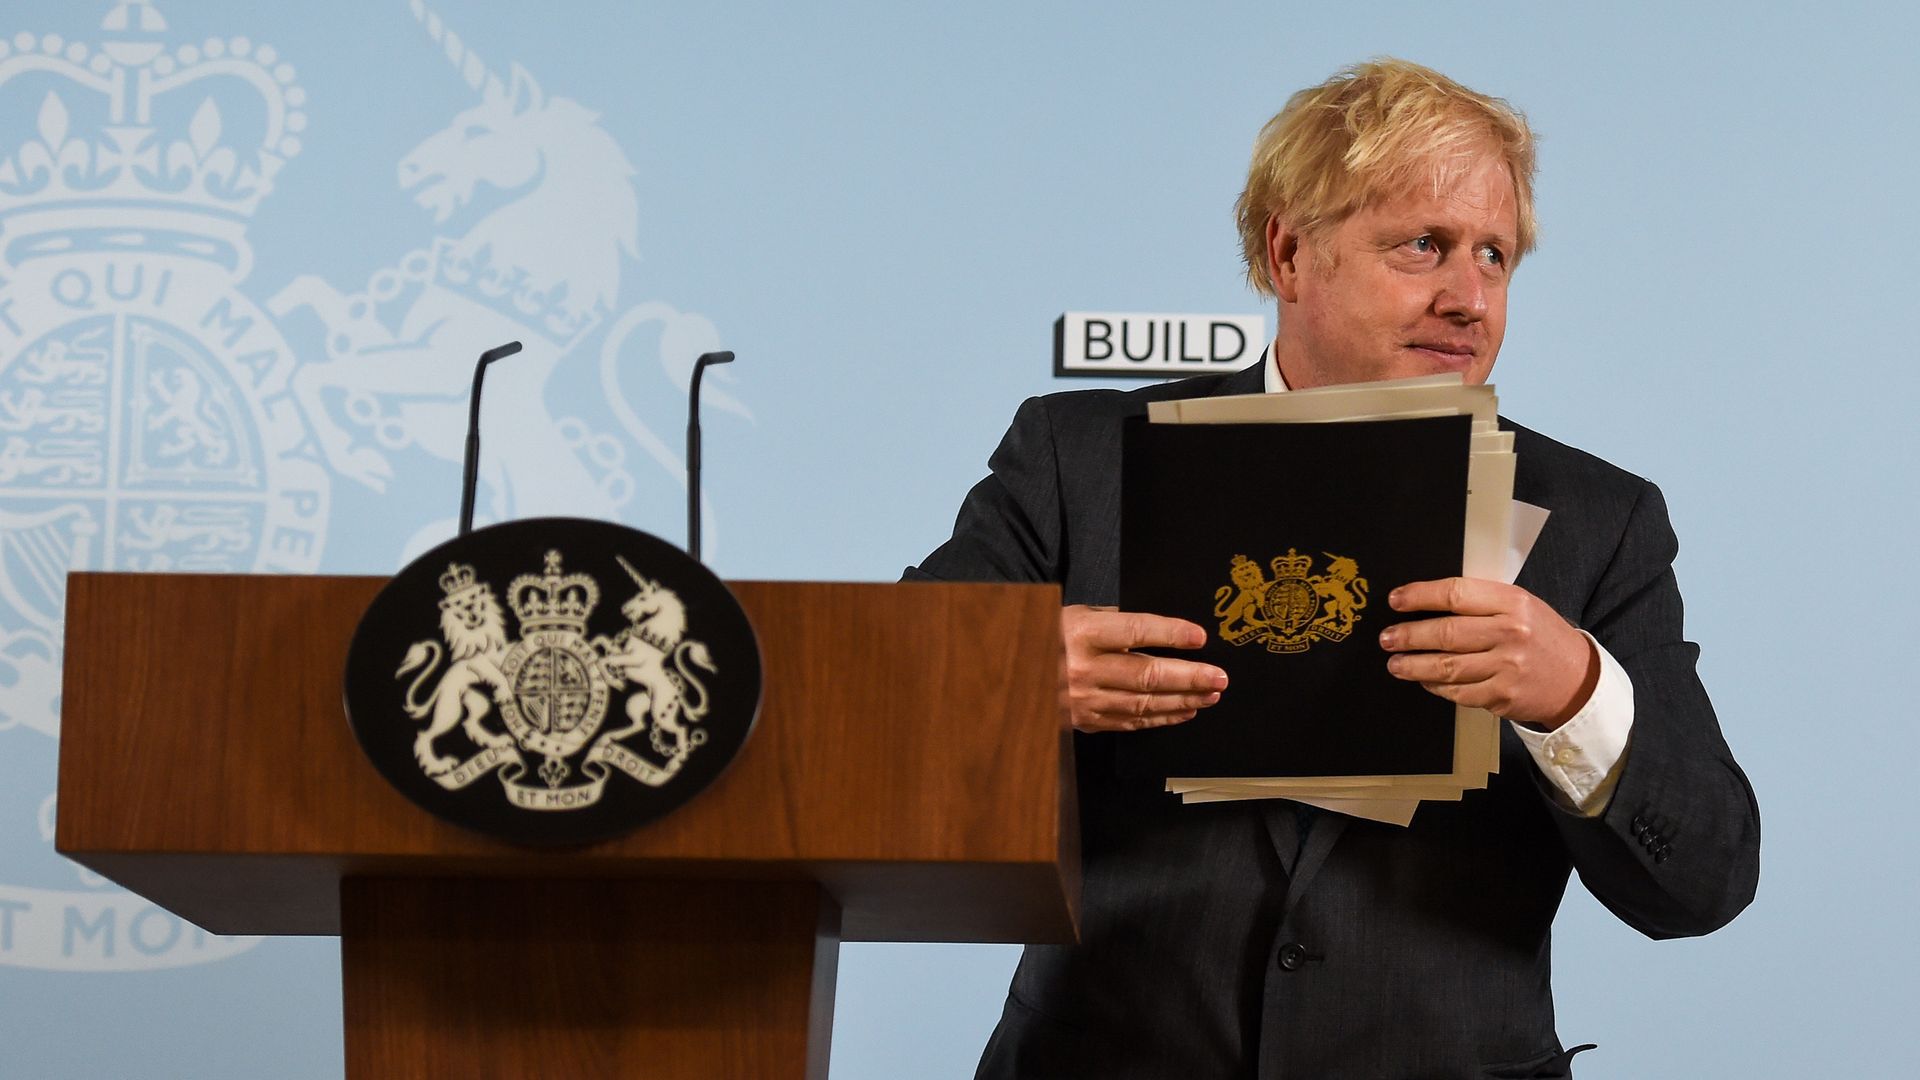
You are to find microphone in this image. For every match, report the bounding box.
[686,350,735,560]
[458,340,524,536]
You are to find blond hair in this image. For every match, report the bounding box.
[1235,58,1538,295]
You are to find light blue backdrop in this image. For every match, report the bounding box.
[0,1,1912,1076]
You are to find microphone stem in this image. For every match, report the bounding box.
[459,341,523,537]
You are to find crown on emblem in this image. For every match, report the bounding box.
[0,2,306,263]
[1270,548,1314,579]
[509,550,599,636]
[438,561,481,599]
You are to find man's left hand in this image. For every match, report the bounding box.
[1378,578,1599,731]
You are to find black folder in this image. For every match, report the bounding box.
[1116,414,1471,779]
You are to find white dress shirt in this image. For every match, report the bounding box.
[1262,349,1631,815]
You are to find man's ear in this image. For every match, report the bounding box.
[1265,216,1306,304]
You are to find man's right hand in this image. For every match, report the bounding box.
[1060,605,1228,733]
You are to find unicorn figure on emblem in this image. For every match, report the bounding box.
[595,555,716,758]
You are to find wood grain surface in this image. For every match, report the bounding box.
[57,574,1078,943]
[342,877,838,1080]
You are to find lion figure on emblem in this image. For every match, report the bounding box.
[396,564,516,775]
[1214,554,1272,641]
[596,557,716,757]
[1310,554,1370,635]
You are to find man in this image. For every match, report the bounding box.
[906,59,1760,1078]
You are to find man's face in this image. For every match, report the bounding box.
[1268,153,1518,389]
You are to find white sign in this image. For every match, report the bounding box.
[1054,312,1266,378]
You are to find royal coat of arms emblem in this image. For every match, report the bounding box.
[346,517,760,844]
[1213,548,1370,654]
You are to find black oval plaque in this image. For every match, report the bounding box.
[344,517,762,846]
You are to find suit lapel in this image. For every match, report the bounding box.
[1208,351,1269,398]
[1257,799,1352,900]
[1282,810,1349,914]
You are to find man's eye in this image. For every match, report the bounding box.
[1407,236,1436,253]
[1477,244,1505,266]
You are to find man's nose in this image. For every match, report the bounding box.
[1433,258,1488,322]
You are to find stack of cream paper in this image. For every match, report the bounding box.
[1141,374,1547,827]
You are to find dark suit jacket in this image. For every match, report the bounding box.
[905,361,1760,1080]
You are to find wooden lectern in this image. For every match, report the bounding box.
[57,573,1078,1079]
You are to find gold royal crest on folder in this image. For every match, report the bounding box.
[1214,549,1370,653]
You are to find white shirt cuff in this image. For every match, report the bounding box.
[1510,630,1633,816]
